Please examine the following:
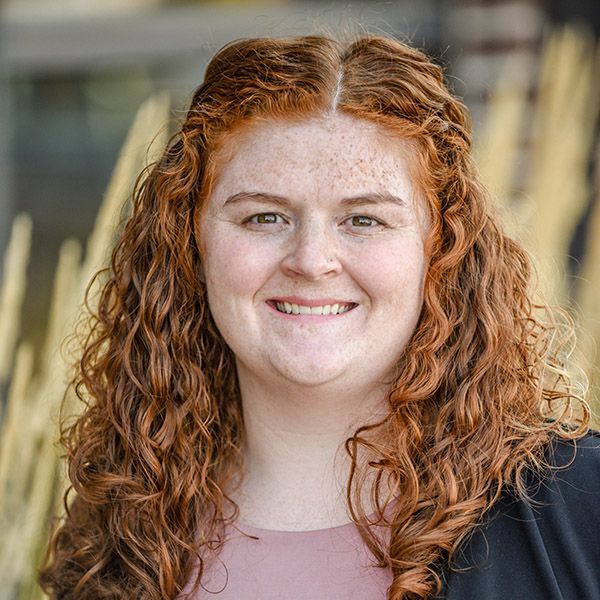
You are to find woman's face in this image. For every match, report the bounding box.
[200,113,429,392]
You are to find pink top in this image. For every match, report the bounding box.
[178,518,393,599]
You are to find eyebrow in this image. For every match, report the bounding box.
[223,190,406,208]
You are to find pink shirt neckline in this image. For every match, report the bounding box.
[178,502,396,598]
[232,498,397,535]
[233,518,360,535]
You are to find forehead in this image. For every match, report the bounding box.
[209,113,419,204]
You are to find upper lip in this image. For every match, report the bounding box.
[267,296,357,307]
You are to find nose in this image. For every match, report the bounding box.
[280,220,342,281]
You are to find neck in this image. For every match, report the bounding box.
[229,362,389,529]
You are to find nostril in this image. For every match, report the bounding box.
[280,247,342,280]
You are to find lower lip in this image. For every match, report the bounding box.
[265,302,358,322]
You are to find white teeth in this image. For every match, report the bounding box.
[272,301,355,315]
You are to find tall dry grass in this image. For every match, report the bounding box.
[0,27,598,599]
[476,26,600,405]
[0,93,170,600]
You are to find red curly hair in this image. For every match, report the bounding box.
[38,34,589,599]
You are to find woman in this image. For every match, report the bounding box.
[39,35,598,599]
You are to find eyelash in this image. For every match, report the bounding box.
[243,213,386,229]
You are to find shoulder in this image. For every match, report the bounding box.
[545,428,600,472]
[441,430,600,600]
[546,428,600,476]
[520,430,600,553]
[527,429,600,507]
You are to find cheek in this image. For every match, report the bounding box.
[204,232,279,300]
[351,238,427,304]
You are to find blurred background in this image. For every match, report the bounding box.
[0,0,599,598]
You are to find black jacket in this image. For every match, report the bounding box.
[440,431,600,599]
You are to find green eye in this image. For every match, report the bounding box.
[250,213,281,224]
[350,215,378,227]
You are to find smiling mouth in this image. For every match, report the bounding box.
[267,300,358,315]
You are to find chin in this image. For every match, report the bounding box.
[274,362,349,388]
